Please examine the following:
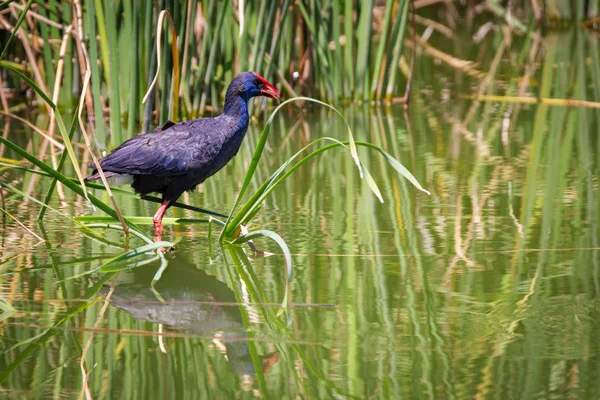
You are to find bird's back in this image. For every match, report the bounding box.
[91,117,241,176]
[85,114,250,199]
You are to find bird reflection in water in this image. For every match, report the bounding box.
[101,252,280,375]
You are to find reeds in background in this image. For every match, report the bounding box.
[2,0,599,147]
[2,0,413,147]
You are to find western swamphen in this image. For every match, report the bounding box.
[85,72,279,235]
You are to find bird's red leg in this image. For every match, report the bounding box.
[153,200,170,236]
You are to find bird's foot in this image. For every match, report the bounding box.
[247,240,265,257]
[152,199,170,242]
[236,224,267,256]
[153,220,163,235]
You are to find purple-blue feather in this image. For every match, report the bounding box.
[85,72,261,201]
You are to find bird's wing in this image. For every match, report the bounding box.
[92,119,225,176]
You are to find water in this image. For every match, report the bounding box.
[1,33,600,399]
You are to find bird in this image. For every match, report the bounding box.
[84,71,280,235]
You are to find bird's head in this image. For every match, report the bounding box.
[230,71,280,101]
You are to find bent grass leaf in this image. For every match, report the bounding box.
[222,97,363,239]
[232,229,293,313]
[357,141,431,195]
[225,132,428,239]
[99,241,173,272]
[232,137,366,230]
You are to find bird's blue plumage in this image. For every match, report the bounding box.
[85,72,278,205]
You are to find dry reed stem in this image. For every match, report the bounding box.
[158,323,167,353]
[396,2,417,107]
[25,25,73,201]
[142,10,179,114]
[0,16,47,48]
[0,73,8,112]
[530,0,542,24]
[0,186,5,228]
[179,0,194,97]
[414,0,452,8]
[460,94,600,109]
[238,0,245,37]
[413,14,453,38]
[78,70,129,235]
[406,35,484,78]
[0,112,65,149]
[72,0,95,123]
[23,26,72,204]
[9,2,65,30]
[0,118,9,158]
[0,14,49,114]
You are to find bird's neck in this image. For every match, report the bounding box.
[222,92,249,124]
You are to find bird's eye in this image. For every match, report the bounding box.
[254,78,262,86]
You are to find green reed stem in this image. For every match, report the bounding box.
[103,0,123,144]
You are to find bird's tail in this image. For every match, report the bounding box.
[84,171,118,182]
[84,173,98,183]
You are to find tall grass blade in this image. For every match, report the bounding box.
[370,0,395,101]
[355,0,373,100]
[344,0,355,97]
[127,0,141,139]
[384,0,409,102]
[84,0,106,145]
[103,0,123,144]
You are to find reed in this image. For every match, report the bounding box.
[2,0,598,141]
[1,0,414,139]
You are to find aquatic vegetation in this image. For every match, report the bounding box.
[1,1,599,398]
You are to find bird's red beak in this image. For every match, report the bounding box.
[253,72,280,100]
